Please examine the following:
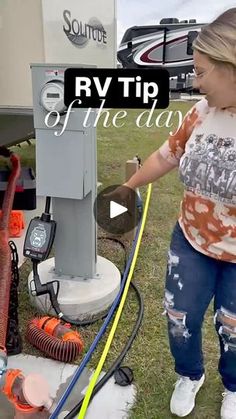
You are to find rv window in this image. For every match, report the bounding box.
[133,27,161,37]
[160,18,179,24]
[187,31,199,55]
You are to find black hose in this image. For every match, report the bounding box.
[98,236,127,255]
[64,280,144,418]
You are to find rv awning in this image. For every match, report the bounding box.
[0,107,34,147]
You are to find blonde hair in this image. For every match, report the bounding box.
[193,8,236,69]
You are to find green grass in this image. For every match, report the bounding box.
[12,101,222,418]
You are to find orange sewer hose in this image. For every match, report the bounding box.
[26,317,84,363]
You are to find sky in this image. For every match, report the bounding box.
[117,0,236,45]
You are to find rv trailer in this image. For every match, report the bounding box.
[117,17,206,92]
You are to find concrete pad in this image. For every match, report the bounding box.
[28,256,121,318]
[7,354,136,418]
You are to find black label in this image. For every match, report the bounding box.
[64,68,169,109]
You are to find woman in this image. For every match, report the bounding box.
[119,7,236,418]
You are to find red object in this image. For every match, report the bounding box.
[15,185,24,192]
[0,210,25,237]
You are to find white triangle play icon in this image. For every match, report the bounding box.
[110,201,128,219]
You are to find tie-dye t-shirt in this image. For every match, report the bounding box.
[159,97,236,263]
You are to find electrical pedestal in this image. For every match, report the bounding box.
[29,63,121,319]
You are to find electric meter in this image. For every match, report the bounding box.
[40,80,66,114]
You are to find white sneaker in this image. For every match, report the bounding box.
[221,390,236,419]
[170,374,205,417]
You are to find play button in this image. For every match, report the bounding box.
[94,184,141,235]
[110,201,128,219]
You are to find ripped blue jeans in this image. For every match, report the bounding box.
[164,221,236,391]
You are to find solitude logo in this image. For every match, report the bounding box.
[63,10,107,47]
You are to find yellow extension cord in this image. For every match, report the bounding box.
[78,183,152,419]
